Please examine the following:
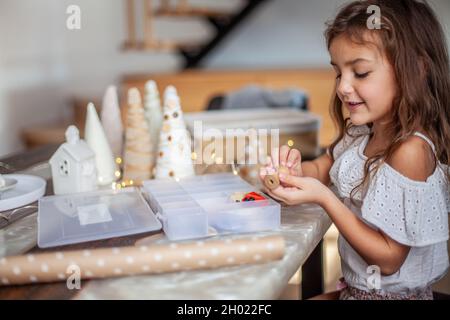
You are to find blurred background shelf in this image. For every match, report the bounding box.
[21,69,336,151]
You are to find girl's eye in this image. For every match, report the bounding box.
[335,74,342,80]
[355,72,370,79]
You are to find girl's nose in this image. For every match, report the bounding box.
[337,78,354,96]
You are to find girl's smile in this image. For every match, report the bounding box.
[345,101,365,112]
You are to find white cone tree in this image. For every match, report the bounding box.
[144,80,163,151]
[100,85,123,159]
[155,86,195,180]
[85,103,116,186]
[123,88,154,183]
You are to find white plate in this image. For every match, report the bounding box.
[0,174,46,211]
[0,177,17,192]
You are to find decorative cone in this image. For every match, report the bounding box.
[100,85,123,159]
[144,80,163,151]
[155,86,195,180]
[85,103,116,186]
[123,88,154,183]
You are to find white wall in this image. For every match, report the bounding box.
[1,0,449,157]
[0,1,67,156]
[0,0,182,157]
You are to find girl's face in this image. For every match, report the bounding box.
[329,34,397,126]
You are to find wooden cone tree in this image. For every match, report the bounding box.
[123,87,154,183]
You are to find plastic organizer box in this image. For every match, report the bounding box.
[38,188,162,248]
[143,173,281,241]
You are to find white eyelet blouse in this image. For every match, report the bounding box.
[329,125,449,294]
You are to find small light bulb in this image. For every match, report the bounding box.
[116,157,122,164]
[287,139,294,147]
[115,170,121,178]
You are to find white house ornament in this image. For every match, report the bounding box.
[49,126,97,195]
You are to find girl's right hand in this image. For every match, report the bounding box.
[259,145,303,187]
[274,145,303,177]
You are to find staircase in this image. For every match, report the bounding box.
[122,0,269,68]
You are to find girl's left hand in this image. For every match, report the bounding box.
[263,173,332,206]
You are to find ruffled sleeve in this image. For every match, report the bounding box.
[361,165,449,247]
[328,125,371,159]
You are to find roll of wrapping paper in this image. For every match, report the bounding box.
[0,235,285,286]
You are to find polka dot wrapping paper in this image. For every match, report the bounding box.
[0,235,284,286]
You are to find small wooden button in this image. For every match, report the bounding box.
[264,166,289,190]
[264,174,280,190]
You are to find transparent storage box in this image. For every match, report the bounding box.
[38,188,162,248]
[143,173,281,241]
[184,108,322,159]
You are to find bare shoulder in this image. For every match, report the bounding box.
[387,135,436,181]
[315,151,334,171]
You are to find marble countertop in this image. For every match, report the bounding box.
[0,163,331,299]
[76,203,331,300]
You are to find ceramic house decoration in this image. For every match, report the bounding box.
[155,86,195,180]
[100,85,124,159]
[144,80,163,155]
[85,102,117,186]
[123,87,154,184]
[49,125,97,195]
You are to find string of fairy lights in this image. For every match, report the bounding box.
[112,137,295,189]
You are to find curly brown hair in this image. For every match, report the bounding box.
[325,0,450,198]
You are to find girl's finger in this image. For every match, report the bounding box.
[269,185,303,204]
[262,187,284,202]
[271,147,280,168]
[279,145,291,167]
[279,173,304,188]
[259,167,267,179]
[286,148,301,168]
[267,167,276,175]
[265,155,274,168]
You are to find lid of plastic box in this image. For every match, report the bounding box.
[37,187,162,248]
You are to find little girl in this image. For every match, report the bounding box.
[261,0,450,300]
